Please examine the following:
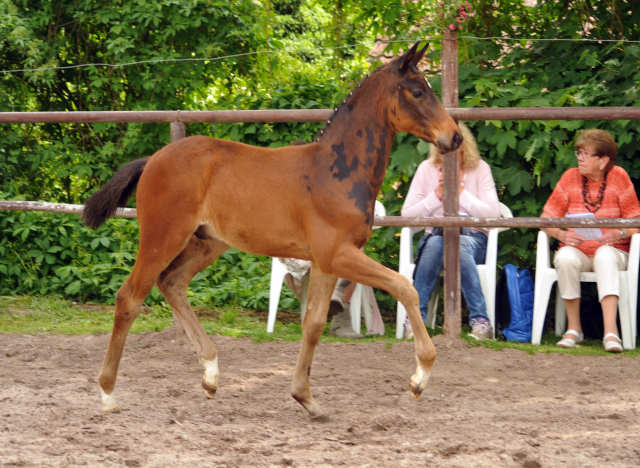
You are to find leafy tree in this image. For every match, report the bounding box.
[2,0,640,314]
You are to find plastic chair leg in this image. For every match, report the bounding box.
[531,274,556,345]
[554,287,567,337]
[267,258,288,333]
[396,302,407,339]
[361,286,372,331]
[617,275,633,350]
[349,283,363,333]
[300,273,310,322]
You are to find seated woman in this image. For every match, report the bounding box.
[540,129,640,352]
[401,123,500,340]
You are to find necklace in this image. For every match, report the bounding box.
[582,173,607,213]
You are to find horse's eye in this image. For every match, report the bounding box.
[412,90,423,98]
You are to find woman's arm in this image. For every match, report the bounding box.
[458,162,500,218]
[401,162,443,218]
[540,211,586,246]
[595,216,640,245]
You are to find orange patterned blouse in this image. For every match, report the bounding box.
[543,166,640,256]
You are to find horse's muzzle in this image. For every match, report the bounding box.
[437,131,463,154]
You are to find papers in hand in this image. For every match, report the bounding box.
[566,213,603,240]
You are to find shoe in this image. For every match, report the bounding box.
[328,281,347,318]
[557,329,584,348]
[468,318,493,340]
[403,321,413,340]
[329,309,363,339]
[603,333,623,353]
[331,325,365,339]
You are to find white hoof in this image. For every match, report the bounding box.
[201,357,219,399]
[409,356,431,400]
[100,388,122,413]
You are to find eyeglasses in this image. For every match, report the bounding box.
[575,149,600,159]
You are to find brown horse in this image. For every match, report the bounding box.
[82,41,461,422]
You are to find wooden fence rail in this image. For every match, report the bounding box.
[2,107,640,124]
[4,201,640,230]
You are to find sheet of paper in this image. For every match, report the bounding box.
[566,213,603,240]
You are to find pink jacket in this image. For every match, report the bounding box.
[401,159,500,233]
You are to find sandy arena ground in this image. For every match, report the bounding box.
[1,329,639,467]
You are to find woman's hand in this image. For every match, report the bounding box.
[596,229,620,246]
[435,168,444,200]
[561,230,586,247]
[434,167,465,199]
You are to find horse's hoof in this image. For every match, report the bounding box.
[101,405,122,414]
[202,377,217,399]
[409,373,429,400]
[100,389,122,413]
[311,413,331,423]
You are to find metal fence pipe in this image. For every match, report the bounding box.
[0,109,334,124]
[4,202,640,229]
[448,107,640,121]
[377,216,640,229]
[0,201,136,218]
[2,107,640,124]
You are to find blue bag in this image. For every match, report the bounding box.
[496,264,534,342]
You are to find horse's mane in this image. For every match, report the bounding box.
[314,64,387,142]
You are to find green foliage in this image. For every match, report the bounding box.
[0,209,298,309]
[3,0,640,317]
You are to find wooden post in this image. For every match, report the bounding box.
[170,121,186,332]
[441,29,461,338]
[171,121,186,141]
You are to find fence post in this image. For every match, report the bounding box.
[170,121,186,332]
[441,29,461,339]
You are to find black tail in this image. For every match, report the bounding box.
[82,157,149,229]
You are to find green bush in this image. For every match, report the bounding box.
[0,210,297,309]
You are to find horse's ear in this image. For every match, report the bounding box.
[412,42,429,66]
[399,41,420,72]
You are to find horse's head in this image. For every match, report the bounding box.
[386,41,462,154]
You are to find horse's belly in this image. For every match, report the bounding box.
[200,217,313,260]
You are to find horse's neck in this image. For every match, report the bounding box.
[321,101,396,190]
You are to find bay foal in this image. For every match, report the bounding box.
[82,41,462,421]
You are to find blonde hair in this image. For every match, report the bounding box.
[428,122,481,170]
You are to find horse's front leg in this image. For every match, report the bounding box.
[291,263,337,422]
[319,245,436,400]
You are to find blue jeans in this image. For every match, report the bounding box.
[414,231,488,324]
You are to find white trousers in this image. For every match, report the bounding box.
[553,246,629,302]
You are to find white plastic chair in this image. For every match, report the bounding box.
[267,201,386,333]
[531,230,639,349]
[395,203,513,339]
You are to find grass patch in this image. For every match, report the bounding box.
[0,295,403,343]
[1,295,637,356]
[461,326,640,357]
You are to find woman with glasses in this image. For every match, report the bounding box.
[540,129,640,352]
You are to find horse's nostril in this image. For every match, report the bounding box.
[452,131,463,150]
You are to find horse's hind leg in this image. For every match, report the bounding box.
[156,232,229,399]
[98,224,196,413]
[291,263,337,422]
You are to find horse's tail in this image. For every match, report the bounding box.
[82,157,149,229]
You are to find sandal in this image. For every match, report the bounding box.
[557,330,584,348]
[603,333,623,353]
